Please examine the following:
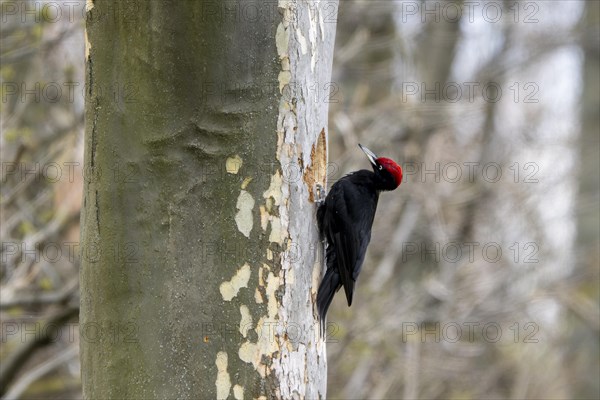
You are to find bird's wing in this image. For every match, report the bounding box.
[326,181,360,306]
[352,202,376,281]
[323,176,378,307]
[332,229,357,306]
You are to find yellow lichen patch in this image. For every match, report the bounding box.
[258,265,267,286]
[279,0,294,27]
[254,288,264,304]
[220,263,251,301]
[255,318,280,369]
[86,0,94,11]
[266,249,273,261]
[238,272,283,377]
[278,70,292,93]
[241,177,253,189]
[239,318,278,375]
[226,155,243,174]
[239,305,253,338]
[262,172,285,244]
[235,190,255,238]
[259,206,269,231]
[264,197,274,213]
[275,23,289,59]
[239,341,258,365]
[263,171,283,207]
[215,352,231,400]
[265,272,281,319]
[268,216,283,244]
[233,385,244,400]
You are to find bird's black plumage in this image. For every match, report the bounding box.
[316,145,402,326]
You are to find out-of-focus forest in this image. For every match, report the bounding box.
[1,1,598,399]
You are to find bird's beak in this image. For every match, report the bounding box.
[358,144,378,167]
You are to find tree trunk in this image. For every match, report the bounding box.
[80,1,338,398]
[578,0,600,253]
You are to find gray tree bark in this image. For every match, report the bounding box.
[572,2,600,397]
[80,1,338,398]
[578,0,600,252]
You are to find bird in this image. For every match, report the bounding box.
[316,144,403,328]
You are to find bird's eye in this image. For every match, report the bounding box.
[378,165,383,170]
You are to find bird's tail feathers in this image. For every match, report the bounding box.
[316,268,341,336]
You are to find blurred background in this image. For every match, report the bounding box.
[1,0,598,399]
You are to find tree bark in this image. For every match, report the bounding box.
[578,0,600,253]
[80,1,338,398]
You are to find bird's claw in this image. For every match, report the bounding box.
[315,183,326,205]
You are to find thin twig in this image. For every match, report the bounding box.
[0,306,79,396]
[0,278,79,310]
[3,345,78,400]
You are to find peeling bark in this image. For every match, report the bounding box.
[81,1,338,398]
